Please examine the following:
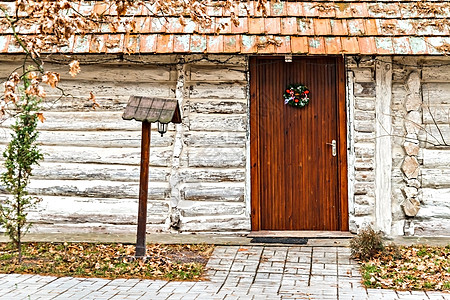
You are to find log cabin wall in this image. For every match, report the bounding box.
[0,54,250,234]
[1,54,450,236]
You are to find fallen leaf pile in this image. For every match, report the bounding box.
[361,244,450,291]
[0,242,214,281]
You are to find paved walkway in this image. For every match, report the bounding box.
[0,246,449,300]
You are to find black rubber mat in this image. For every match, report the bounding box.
[250,237,308,244]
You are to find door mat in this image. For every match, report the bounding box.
[250,237,308,244]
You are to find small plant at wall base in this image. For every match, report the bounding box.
[350,225,385,261]
[0,76,44,263]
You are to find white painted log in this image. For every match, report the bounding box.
[352,68,374,83]
[412,218,450,236]
[0,162,169,182]
[422,149,450,167]
[188,147,245,167]
[28,224,166,234]
[422,188,450,204]
[51,80,175,98]
[0,145,172,166]
[0,111,141,131]
[422,169,450,188]
[180,216,250,232]
[0,129,173,148]
[0,179,171,199]
[354,144,375,158]
[184,131,246,147]
[354,97,376,111]
[423,106,450,125]
[187,55,246,66]
[422,64,450,82]
[422,83,450,105]
[0,61,171,82]
[188,83,246,99]
[189,99,247,114]
[177,201,246,217]
[178,168,245,183]
[20,195,169,224]
[182,183,245,202]
[189,114,247,132]
[419,124,450,146]
[189,66,246,81]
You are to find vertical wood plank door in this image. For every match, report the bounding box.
[250,57,348,231]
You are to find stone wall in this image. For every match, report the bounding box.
[347,56,450,236]
[0,54,250,234]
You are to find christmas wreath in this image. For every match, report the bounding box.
[283,84,310,108]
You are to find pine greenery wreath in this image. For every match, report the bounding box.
[283,84,310,108]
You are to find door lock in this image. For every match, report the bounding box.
[326,140,337,157]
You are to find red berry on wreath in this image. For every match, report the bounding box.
[294,99,299,103]
[304,90,309,94]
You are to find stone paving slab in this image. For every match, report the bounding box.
[0,246,449,300]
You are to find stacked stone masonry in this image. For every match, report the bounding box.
[1,54,449,236]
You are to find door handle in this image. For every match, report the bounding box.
[326,140,337,157]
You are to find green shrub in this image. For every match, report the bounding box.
[350,225,385,261]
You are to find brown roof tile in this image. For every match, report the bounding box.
[264,18,281,35]
[393,37,412,54]
[341,37,360,54]
[275,36,291,53]
[140,35,157,53]
[297,18,314,35]
[173,35,190,52]
[248,18,265,34]
[325,37,342,54]
[314,19,331,36]
[308,37,326,54]
[286,2,303,16]
[241,35,257,53]
[303,2,319,17]
[408,37,429,54]
[291,36,309,53]
[347,19,366,36]
[365,19,378,36]
[231,18,248,34]
[374,37,394,54]
[351,3,369,18]
[330,19,348,36]
[156,35,174,53]
[271,2,286,16]
[207,35,224,53]
[190,35,207,52]
[256,36,276,54]
[358,37,377,54]
[335,3,353,18]
[281,17,298,35]
[223,35,241,53]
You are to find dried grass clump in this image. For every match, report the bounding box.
[350,225,385,261]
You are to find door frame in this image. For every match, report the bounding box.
[249,56,349,231]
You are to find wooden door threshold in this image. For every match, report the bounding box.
[248,230,354,239]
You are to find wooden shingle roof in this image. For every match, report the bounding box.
[1,1,450,55]
[122,96,182,124]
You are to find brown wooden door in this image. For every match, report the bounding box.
[250,56,348,231]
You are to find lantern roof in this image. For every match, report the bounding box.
[122,96,182,124]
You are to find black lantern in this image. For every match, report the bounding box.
[157,121,168,137]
